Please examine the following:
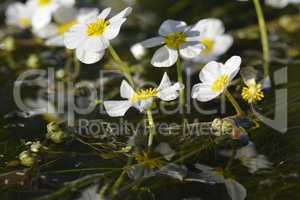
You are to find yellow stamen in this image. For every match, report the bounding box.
[130,88,158,103]
[201,38,215,54]
[18,18,31,27]
[242,80,264,103]
[211,75,229,92]
[38,0,51,6]
[164,32,186,49]
[58,20,77,35]
[135,152,165,169]
[86,19,109,36]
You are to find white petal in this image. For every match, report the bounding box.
[83,36,109,52]
[33,23,58,39]
[57,0,75,7]
[199,61,222,83]
[192,83,220,102]
[158,20,187,36]
[64,24,87,49]
[103,100,132,117]
[77,8,99,24]
[109,7,132,24]
[140,37,164,48]
[53,6,77,23]
[266,0,289,8]
[157,82,184,101]
[192,53,218,64]
[223,56,241,80]
[120,80,135,99]
[45,35,64,46]
[213,35,233,55]
[157,72,172,90]
[76,48,105,64]
[104,18,126,40]
[224,179,247,200]
[134,98,153,112]
[32,9,52,29]
[151,46,178,67]
[155,143,175,161]
[98,7,111,19]
[179,42,204,59]
[192,18,225,38]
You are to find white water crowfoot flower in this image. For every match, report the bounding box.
[35,7,99,46]
[190,18,233,63]
[104,72,184,117]
[195,164,247,200]
[141,20,204,67]
[5,2,34,29]
[28,0,75,29]
[192,56,241,102]
[64,7,132,64]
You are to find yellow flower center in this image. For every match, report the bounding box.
[135,152,165,169]
[130,88,158,103]
[58,20,77,35]
[201,38,215,54]
[242,81,264,103]
[211,74,229,92]
[164,32,186,49]
[38,0,51,6]
[86,19,109,36]
[18,18,31,27]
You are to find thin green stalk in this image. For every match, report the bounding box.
[108,45,134,87]
[6,52,17,69]
[253,0,270,78]
[147,109,156,147]
[176,56,185,114]
[72,52,81,80]
[225,90,245,116]
[111,157,133,196]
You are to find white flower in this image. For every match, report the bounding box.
[64,7,132,64]
[34,7,98,46]
[195,164,247,200]
[28,0,75,29]
[235,142,272,174]
[238,0,300,8]
[104,72,184,117]
[5,2,34,29]
[189,18,233,63]
[141,19,204,67]
[192,56,241,102]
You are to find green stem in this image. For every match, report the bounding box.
[108,45,134,87]
[147,109,156,147]
[72,52,81,80]
[6,52,17,69]
[225,90,245,116]
[176,56,185,114]
[253,0,270,78]
[111,157,133,196]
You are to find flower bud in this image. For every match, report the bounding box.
[3,37,15,52]
[46,122,67,143]
[211,118,233,136]
[30,141,42,153]
[26,54,39,68]
[19,151,36,167]
[56,69,65,79]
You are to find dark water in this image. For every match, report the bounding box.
[0,0,300,199]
